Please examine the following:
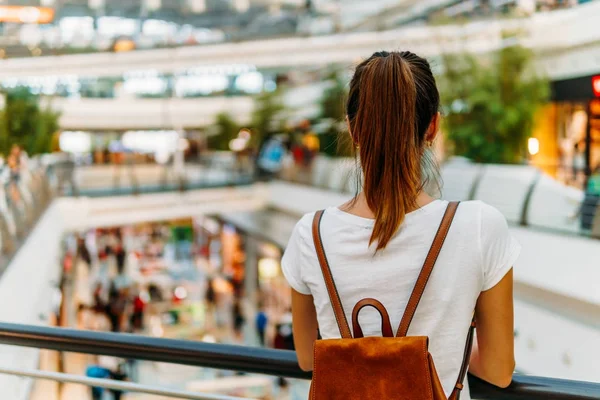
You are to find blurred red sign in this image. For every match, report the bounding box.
[593,75,600,97]
[0,6,54,24]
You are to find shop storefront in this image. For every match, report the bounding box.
[212,216,291,317]
[533,74,600,188]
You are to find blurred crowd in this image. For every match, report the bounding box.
[255,119,320,181]
[62,217,305,399]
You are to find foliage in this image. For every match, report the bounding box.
[321,71,347,123]
[319,71,353,157]
[0,88,60,155]
[250,89,285,147]
[206,112,239,151]
[438,44,549,164]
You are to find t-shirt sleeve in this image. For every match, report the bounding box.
[479,203,521,291]
[281,215,312,295]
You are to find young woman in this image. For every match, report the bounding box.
[281,51,519,399]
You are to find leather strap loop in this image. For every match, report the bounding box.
[449,317,476,400]
[352,298,394,339]
[312,210,352,339]
[396,201,460,337]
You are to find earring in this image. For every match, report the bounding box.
[426,140,433,147]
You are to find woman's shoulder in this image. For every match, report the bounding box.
[454,200,512,243]
[455,200,506,223]
[290,211,319,243]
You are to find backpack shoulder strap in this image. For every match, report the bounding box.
[396,201,460,337]
[312,210,353,339]
[449,317,476,400]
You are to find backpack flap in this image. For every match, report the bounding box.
[311,336,437,400]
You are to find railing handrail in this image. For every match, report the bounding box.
[0,365,247,400]
[0,322,597,399]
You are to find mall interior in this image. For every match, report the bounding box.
[0,0,597,399]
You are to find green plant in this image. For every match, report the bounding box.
[439,44,549,164]
[321,71,347,123]
[319,71,353,157]
[250,89,285,146]
[0,88,60,155]
[206,112,239,151]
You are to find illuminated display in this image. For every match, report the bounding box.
[593,75,600,97]
[0,6,54,24]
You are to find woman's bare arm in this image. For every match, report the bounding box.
[469,268,515,388]
[291,289,319,371]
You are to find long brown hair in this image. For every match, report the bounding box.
[346,51,440,251]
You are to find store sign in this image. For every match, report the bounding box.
[593,75,600,97]
[0,6,54,24]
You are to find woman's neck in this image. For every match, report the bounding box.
[339,191,436,219]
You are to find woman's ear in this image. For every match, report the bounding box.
[425,112,441,143]
[346,116,355,145]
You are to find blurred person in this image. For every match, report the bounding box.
[284,51,517,398]
[301,123,320,166]
[107,284,128,332]
[86,364,111,400]
[77,304,92,330]
[580,165,600,232]
[204,276,217,327]
[256,135,287,180]
[273,309,294,352]
[589,166,600,236]
[130,288,146,331]
[232,299,245,343]
[76,235,92,269]
[109,362,128,400]
[115,243,126,275]
[255,304,269,346]
[7,153,21,203]
[93,282,106,313]
[97,250,110,282]
[273,309,294,390]
[148,283,163,302]
[573,141,586,184]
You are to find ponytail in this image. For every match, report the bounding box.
[347,51,439,251]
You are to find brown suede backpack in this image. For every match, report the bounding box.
[310,201,475,400]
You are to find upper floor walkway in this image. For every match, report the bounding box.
[0,1,598,82]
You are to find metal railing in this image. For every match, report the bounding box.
[0,159,54,271]
[47,154,254,197]
[0,322,597,400]
[277,157,600,240]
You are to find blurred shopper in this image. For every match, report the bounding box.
[86,364,111,400]
[255,305,268,346]
[273,309,294,352]
[284,51,518,398]
[107,285,128,332]
[256,135,287,180]
[109,362,128,400]
[580,165,600,232]
[273,310,294,390]
[115,243,126,275]
[97,250,110,281]
[7,152,21,203]
[232,299,245,343]
[204,276,217,328]
[130,289,146,331]
[301,125,320,167]
[93,282,106,313]
[76,235,92,269]
[573,142,586,184]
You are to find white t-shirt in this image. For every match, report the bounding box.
[281,200,520,400]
